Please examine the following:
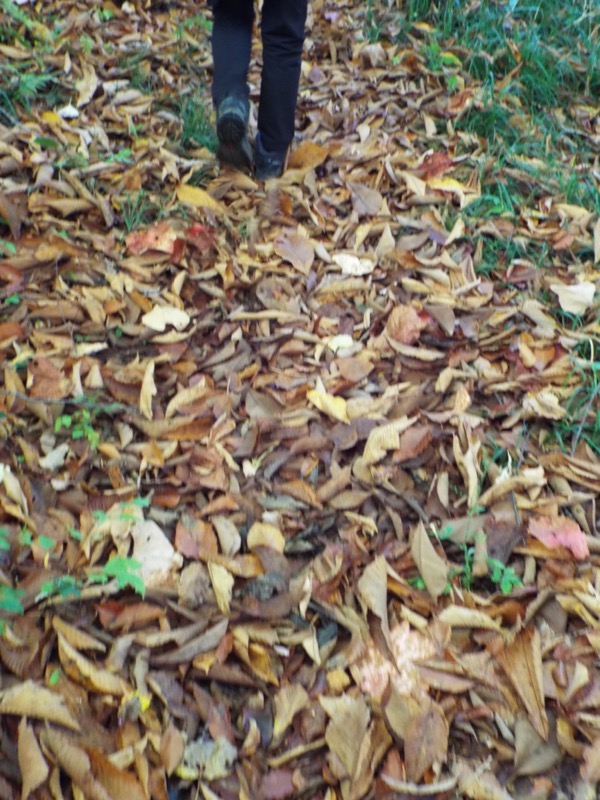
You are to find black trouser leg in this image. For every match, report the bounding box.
[210,0,254,109]
[259,0,308,154]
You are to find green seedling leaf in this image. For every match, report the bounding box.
[0,585,24,615]
[0,240,17,256]
[18,528,33,546]
[0,528,10,552]
[132,496,151,508]
[38,535,55,551]
[34,136,59,149]
[37,575,82,602]
[55,414,72,432]
[100,557,145,597]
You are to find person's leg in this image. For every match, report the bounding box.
[210,0,254,169]
[256,0,308,177]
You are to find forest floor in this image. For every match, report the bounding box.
[0,1,599,798]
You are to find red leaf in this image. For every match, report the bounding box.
[528,515,589,560]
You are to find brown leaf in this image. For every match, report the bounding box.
[357,556,391,647]
[497,628,548,740]
[0,191,23,239]
[513,714,560,777]
[273,228,315,274]
[0,681,79,731]
[384,305,428,345]
[160,721,185,776]
[18,718,49,800]
[410,521,449,601]
[273,684,309,743]
[404,697,449,782]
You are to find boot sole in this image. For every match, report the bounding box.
[217,114,252,171]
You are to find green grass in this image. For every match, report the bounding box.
[180,92,218,152]
[474,236,549,279]
[119,190,157,232]
[366,0,598,168]
[549,345,600,456]
[0,62,60,123]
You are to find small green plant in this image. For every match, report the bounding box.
[55,408,100,449]
[363,0,383,43]
[0,584,24,631]
[0,64,56,112]
[97,8,115,22]
[18,527,33,546]
[48,669,60,686]
[459,544,524,594]
[80,34,94,55]
[180,93,218,152]
[120,190,155,232]
[464,180,521,220]
[549,346,600,456]
[37,575,82,602]
[175,13,212,47]
[487,558,524,594]
[89,557,145,597]
[0,240,16,257]
[4,292,21,305]
[105,148,135,165]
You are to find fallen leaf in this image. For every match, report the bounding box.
[75,63,98,107]
[404,697,449,782]
[142,305,190,332]
[550,282,595,315]
[139,359,156,420]
[274,228,315,274]
[307,379,350,424]
[176,183,226,214]
[18,718,49,800]
[528,514,589,560]
[497,628,548,740]
[410,521,449,601]
[0,681,79,730]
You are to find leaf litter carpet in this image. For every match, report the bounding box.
[0,1,600,799]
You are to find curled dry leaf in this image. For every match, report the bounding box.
[0,681,80,731]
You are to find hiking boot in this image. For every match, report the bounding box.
[254,132,287,181]
[216,96,252,171]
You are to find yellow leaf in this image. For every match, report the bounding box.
[176,184,226,215]
[0,680,80,730]
[208,562,234,614]
[437,605,502,630]
[140,360,156,420]
[247,521,286,554]
[307,379,349,423]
